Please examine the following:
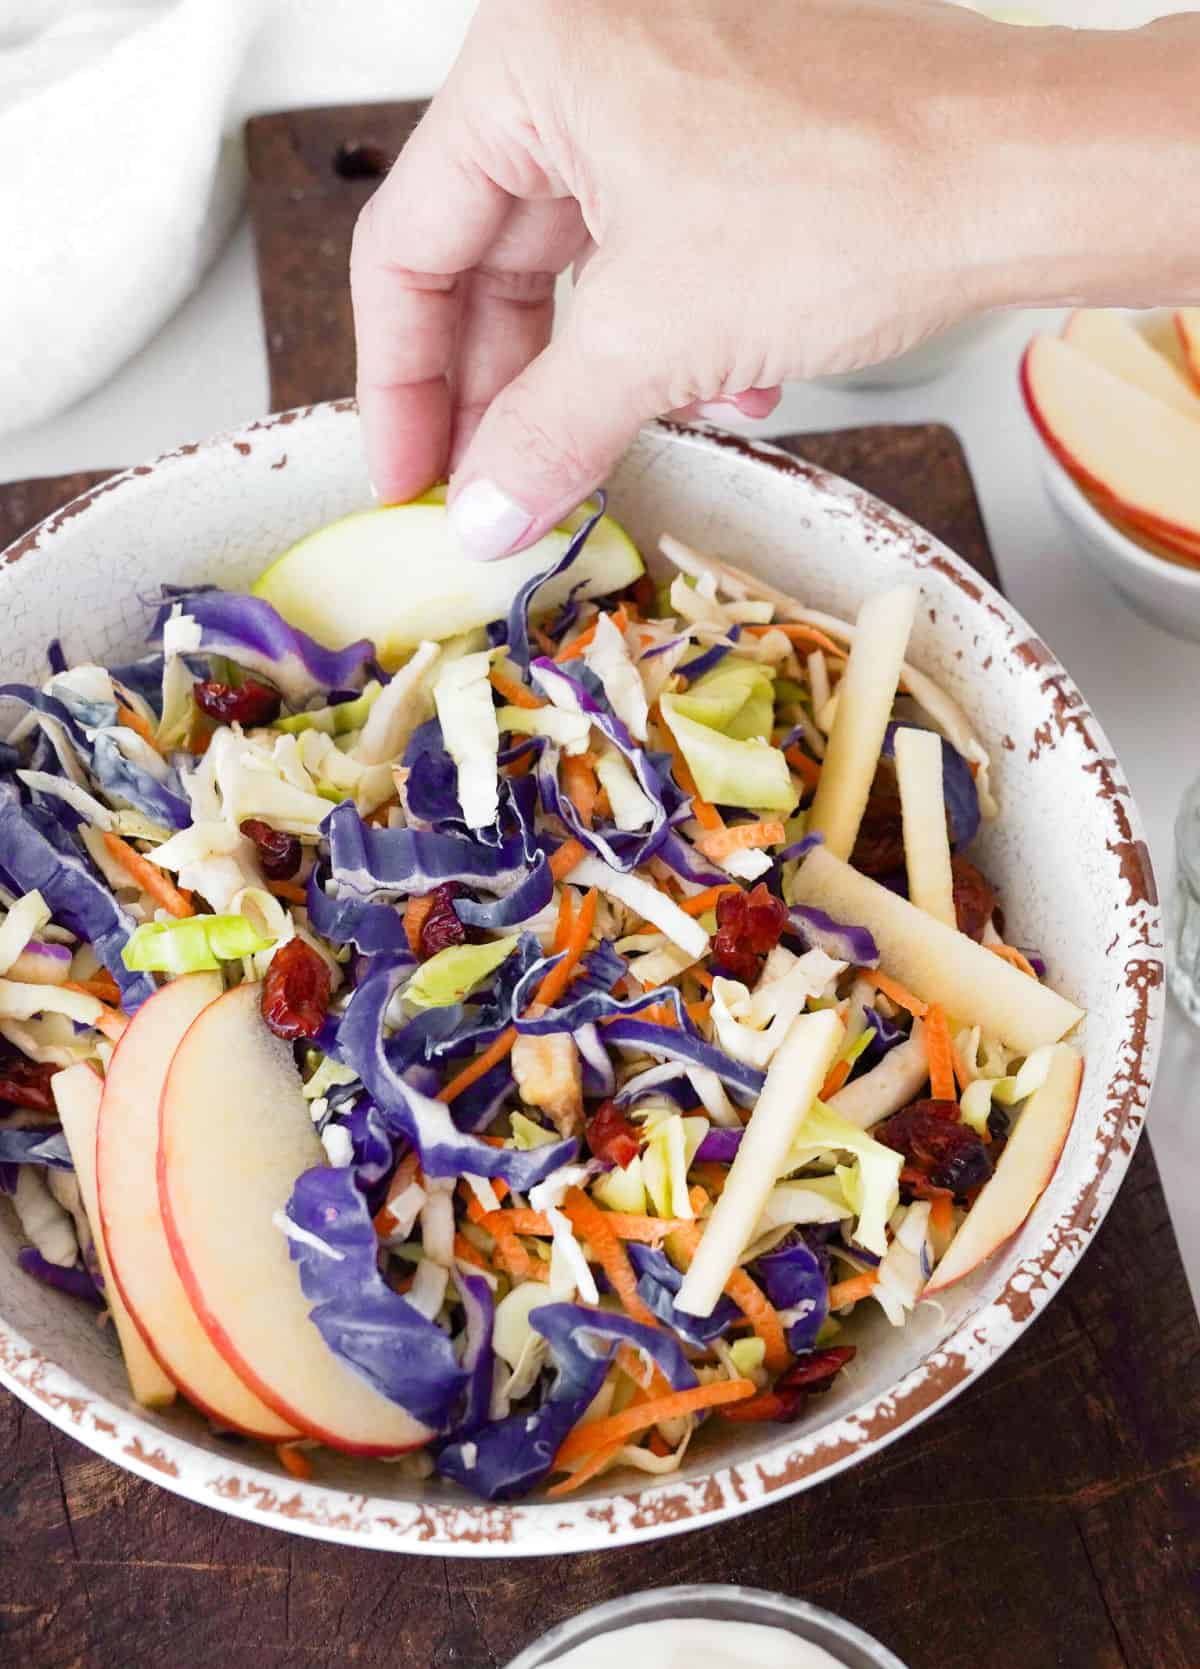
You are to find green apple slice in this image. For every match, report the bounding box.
[253,500,643,669]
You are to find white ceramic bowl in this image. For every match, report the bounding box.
[0,405,1164,1555]
[1036,442,1200,643]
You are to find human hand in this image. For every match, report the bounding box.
[351,0,1199,560]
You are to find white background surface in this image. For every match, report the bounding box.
[1,0,1197,1301]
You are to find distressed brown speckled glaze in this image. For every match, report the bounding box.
[0,408,1163,1555]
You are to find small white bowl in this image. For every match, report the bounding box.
[1035,442,1200,643]
[503,1585,907,1669]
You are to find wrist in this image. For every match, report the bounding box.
[952,17,1200,312]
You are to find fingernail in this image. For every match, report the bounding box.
[448,478,533,562]
[694,400,757,428]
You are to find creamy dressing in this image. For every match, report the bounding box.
[544,1617,847,1669]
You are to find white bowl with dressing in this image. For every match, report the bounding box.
[503,1585,906,1669]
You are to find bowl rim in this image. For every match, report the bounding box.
[0,402,1164,1556]
[1032,421,1200,589]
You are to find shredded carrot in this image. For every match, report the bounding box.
[453,1232,492,1271]
[671,1223,789,1373]
[440,889,597,1103]
[746,622,848,658]
[828,1270,879,1308]
[490,666,544,711]
[547,1386,655,1499]
[101,833,194,918]
[635,1001,679,1029]
[437,1025,518,1103]
[685,998,712,1030]
[553,1379,757,1470]
[552,888,576,955]
[373,1150,422,1237]
[860,969,928,1019]
[549,838,588,882]
[988,942,1040,980]
[266,879,308,906]
[678,883,740,918]
[478,1207,695,1246]
[404,894,435,957]
[276,1444,312,1481]
[647,1430,673,1458]
[63,986,128,1042]
[531,625,558,658]
[929,1194,955,1241]
[555,605,628,663]
[924,1004,957,1102]
[820,1057,852,1100]
[506,747,537,779]
[189,716,213,756]
[562,1188,660,1330]
[691,967,715,990]
[65,971,121,1004]
[561,752,599,828]
[531,888,597,1010]
[115,702,161,752]
[690,1163,728,1200]
[784,746,822,790]
[694,819,785,863]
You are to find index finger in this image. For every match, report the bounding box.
[350,93,511,503]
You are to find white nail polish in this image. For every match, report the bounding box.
[448,478,533,562]
[694,400,757,428]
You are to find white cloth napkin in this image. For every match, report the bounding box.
[0,1,269,439]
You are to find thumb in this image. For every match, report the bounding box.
[446,287,672,562]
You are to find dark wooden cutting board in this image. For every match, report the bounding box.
[2,100,1198,1669]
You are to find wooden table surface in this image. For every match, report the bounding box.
[2,101,1198,1669]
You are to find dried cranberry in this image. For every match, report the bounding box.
[194,678,282,727]
[779,1344,857,1394]
[0,1047,58,1113]
[261,938,332,1041]
[877,1099,992,1197]
[851,794,906,877]
[951,854,996,941]
[419,883,467,958]
[239,818,302,881]
[713,883,787,984]
[586,1101,642,1169]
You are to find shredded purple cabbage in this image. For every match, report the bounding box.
[436,1302,695,1499]
[285,1162,466,1430]
[756,1236,829,1353]
[0,783,156,1010]
[17,1247,104,1307]
[504,499,606,671]
[338,955,578,1187]
[150,589,375,707]
[787,903,879,968]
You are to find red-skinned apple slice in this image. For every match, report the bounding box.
[923,1044,1083,1295]
[1021,335,1200,545]
[97,974,299,1440]
[1063,309,1200,422]
[51,1064,177,1408]
[1176,309,1200,390]
[1140,310,1196,385]
[158,982,429,1455]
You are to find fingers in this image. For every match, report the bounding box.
[350,95,511,503]
[447,274,675,562]
[668,386,784,424]
[448,199,590,472]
